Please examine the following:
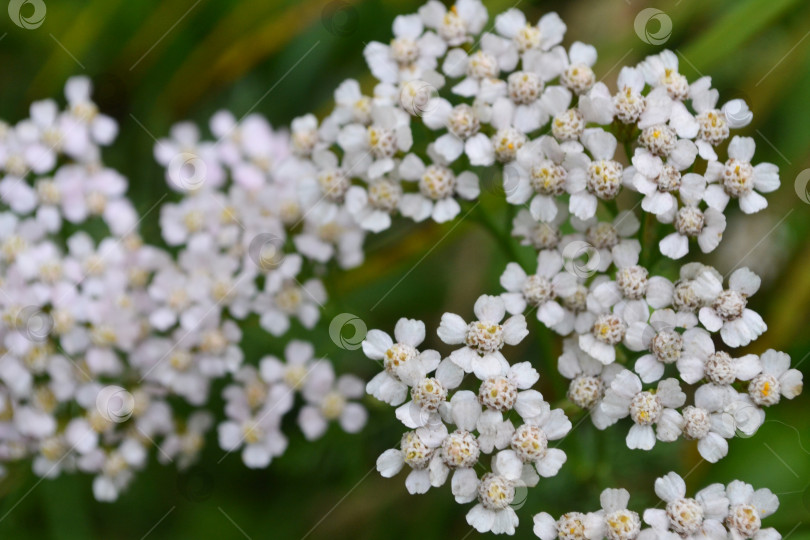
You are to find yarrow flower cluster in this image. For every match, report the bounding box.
[0,78,367,500]
[0,1,803,536]
[533,472,781,540]
[367,311,572,535]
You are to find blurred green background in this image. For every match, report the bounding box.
[1,0,810,538]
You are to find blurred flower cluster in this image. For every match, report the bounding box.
[0,0,803,536]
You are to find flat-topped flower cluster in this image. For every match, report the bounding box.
[0,0,802,536]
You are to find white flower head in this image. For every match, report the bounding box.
[600,370,686,449]
[499,249,572,328]
[494,9,566,54]
[364,14,447,84]
[725,480,780,540]
[704,136,779,215]
[398,153,479,223]
[363,318,442,406]
[419,0,488,47]
[644,472,730,538]
[675,327,760,385]
[626,308,697,383]
[466,449,537,535]
[506,136,570,221]
[438,295,528,379]
[747,349,803,407]
[557,338,624,429]
[376,422,449,494]
[692,267,766,348]
[298,366,367,441]
[590,487,642,540]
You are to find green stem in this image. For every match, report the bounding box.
[472,204,529,271]
[639,211,655,268]
[602,199,619,218]
[623,140,634,163]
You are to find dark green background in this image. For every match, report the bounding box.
[1,0,809,538]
